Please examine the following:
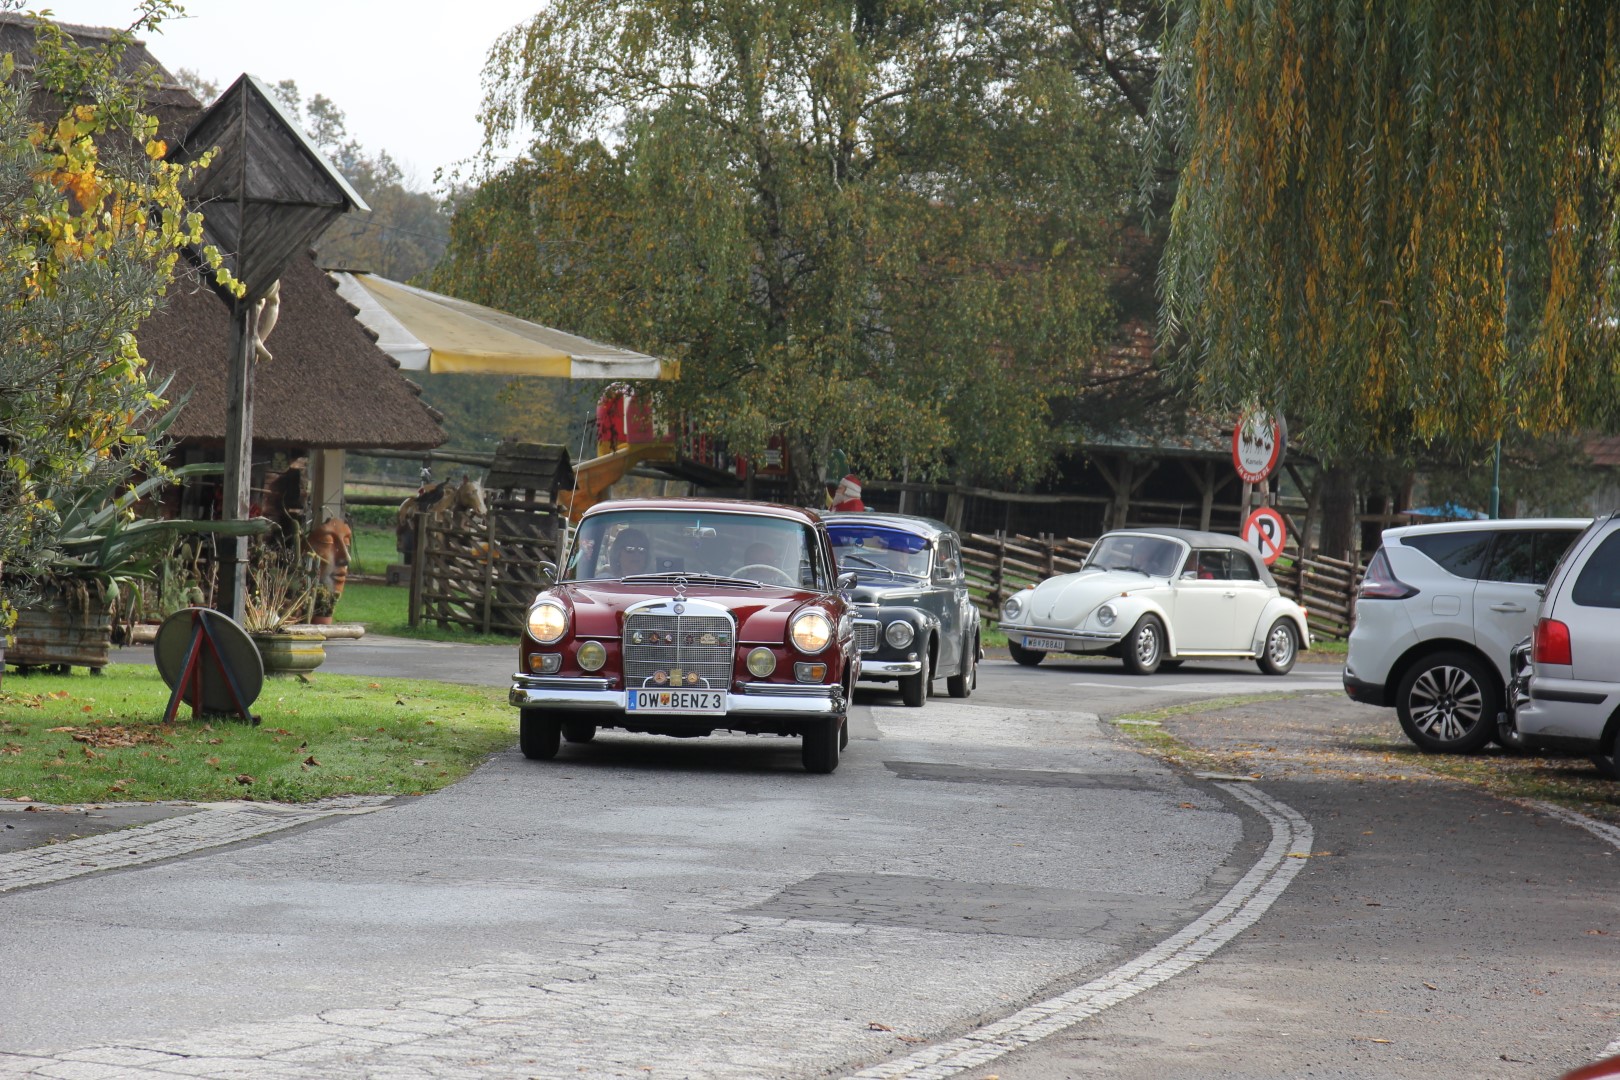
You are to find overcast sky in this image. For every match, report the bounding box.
[46,0,542,190]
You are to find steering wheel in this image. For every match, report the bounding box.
[734,563,796,586]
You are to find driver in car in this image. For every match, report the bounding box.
[610,529,651,576]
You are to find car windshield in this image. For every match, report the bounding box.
[565,509,819,586]
[1084,534,1183,578]
[828,524,932,578]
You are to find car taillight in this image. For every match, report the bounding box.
[1357,548,1418,600]
[1534,618,1572,665]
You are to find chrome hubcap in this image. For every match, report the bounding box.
[1135,625,1159,666]
[1267,627,1294,666]
[1410,666,1484,742]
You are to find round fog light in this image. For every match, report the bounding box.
[577,640,607,671]
[747,647,777,678]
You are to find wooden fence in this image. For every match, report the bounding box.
[958,532,1365,641]
[409,497,562,634]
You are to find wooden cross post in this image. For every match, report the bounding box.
[219,301,260,623]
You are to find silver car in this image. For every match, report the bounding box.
[1343,518,1589,753]
[1510,514,1620,775]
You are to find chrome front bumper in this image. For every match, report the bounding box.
[996,625,1123,650]
[858,658,922,678]
[509,675,844,716]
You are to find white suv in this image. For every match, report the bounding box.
[1343,518,1590,753]
[1511,514,1620,774]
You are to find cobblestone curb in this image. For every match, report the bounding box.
[0,796,391,894]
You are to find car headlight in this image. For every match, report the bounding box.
[1097,603,1117,628]
[747,646,777,677]
[885,620,915,648]
[526,598,569,644]
[791,611,833,653]
[576,640,607,671]
[1003,595,1023,619]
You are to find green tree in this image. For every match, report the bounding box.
[439,0,1136,502]
[1154,2,1620,460]
[0,4,222,612]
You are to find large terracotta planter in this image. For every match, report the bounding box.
[251,630,326,675]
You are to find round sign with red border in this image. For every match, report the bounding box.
[1242,507,1288,566]
[1232,410,1286,484]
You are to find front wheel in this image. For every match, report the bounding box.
[1120,616,1164,676]
[900,646,931,707]
[947,634,978,698]
[1396,652,1500,754]
[802,717,843,773]
[519,710,561,760]
[1008,642,1045,667]
[1257,619,1299,676]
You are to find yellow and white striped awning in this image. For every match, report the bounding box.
[329,270,676,380]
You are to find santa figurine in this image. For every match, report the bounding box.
[831,474,866,512]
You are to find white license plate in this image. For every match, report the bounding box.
[626,688,727,714]
[1023,636,1066,652]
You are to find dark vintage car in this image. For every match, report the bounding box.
[509,498,858,773]
[823,512,980,705]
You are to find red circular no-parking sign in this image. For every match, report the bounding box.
[1242,507,1288,566]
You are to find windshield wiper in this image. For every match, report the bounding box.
[841,553,897,579]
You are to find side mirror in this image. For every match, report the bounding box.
[1536,586,1547,599]
[1180,569,1198,580]
[539,561,558,582]
[837,571,857,590]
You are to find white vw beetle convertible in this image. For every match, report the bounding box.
[998,528,1310,675]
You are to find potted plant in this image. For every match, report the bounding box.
[7,458,267,672]
[242,542,326,675]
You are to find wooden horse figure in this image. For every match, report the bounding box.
[448,474,488,527]
[307,517,353,599]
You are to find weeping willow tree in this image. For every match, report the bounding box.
[439,0,1136,503]
[1154,2,1620,462]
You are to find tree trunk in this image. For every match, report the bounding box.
[786,437,825,508]
[1319,464,1357,560]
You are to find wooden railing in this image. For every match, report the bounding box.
[958,531,1365,641]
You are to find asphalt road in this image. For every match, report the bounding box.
[1,640,1615,1078]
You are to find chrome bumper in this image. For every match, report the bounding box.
[858,658,922,678]
[996,625,1123,649]
[509,675,844,716]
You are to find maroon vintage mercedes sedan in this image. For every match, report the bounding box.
[509,498,858,772]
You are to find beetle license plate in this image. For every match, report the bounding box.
[626,688,727,714]
[1023,636,1066,651]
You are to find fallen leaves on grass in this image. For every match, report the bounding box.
[66,726,171,749]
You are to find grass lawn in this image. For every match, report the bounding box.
[0,665,516,804]
[347,523,398,576]
[334,583,514,645]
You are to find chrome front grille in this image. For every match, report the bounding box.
[853,619,880,653]
[622,612,735,690]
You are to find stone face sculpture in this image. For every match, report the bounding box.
[307,516,353,597]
